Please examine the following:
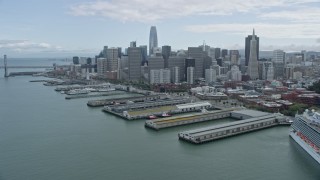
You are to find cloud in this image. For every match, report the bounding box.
[185,23,320,39]
[69,0,315,22]
[0,40,61,51]
[259,8,320,23]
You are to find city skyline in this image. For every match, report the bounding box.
[1,0,320,57]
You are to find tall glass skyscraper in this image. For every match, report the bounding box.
[149,26,158,55]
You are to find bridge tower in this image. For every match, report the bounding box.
[4,55,8,77]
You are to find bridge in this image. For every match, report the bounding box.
[0,66,53,69]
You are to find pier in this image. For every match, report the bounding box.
[145,107,242,130]
[65,91,123,100]
[102,98,194,120]
[178,113,286,144]
[87,94,165,107]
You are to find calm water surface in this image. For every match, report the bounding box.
[0,59,320,180]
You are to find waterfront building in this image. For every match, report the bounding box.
[149,26,158,55]
[188,47,204,79]
[187,67,194,84]
[128,47,142,81]
[205,68,217,83]
[247,29,259,80]
[245,31,259,66]
[162,45,171,68]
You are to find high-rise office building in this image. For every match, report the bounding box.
[262,61,274,80]
[185,58,195,80]
[229,50,240,65]
[221,49,228,58]
[188,47,204,79]
[214,48,221,59]
[273,62,284,79]
[247,29,259,80]
[168,56,185,82]
[97,58,108,76]
[187,67,194,84]
[149,69,170,84]
[139,45,148,65]
[205,68,217,83]
[107,48,120,71]
[128,47,142,81]
[245,31,259,66]
[172,66,180,83]
[272,50,285,63]
[162,45,171,68]
[149,26,158,55]
[148,56,164,70]
[130,41,136,48]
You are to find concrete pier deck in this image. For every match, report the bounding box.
[178,113,286,144]
[87,94,165,107]
[65,91,123,100]
[145,107,242,130]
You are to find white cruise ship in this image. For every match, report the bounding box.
[290,109,320,164]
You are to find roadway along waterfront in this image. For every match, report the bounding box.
[1,73,320,179]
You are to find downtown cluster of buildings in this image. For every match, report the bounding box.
[67,26,320,90]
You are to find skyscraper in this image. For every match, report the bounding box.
[188,47,204,79]
[128,47,142,81]
[149,26,158,55]
[185,58,195,81]
[247,29,259,80]
[245,31,259,66]
[272,50,285,63]
[162,45,171,68]
[107,48,120,71]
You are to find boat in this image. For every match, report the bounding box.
[160,113,171,117]
[98,88,116,92]
[148,115,158,119]
[290,109,320,164]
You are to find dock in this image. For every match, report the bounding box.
[87,94,165,107]
[178,113,286,144]
[65,91,124,100]
[102,98,194,120]
[145,107,242,130]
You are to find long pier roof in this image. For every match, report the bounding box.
[183,114,281,137]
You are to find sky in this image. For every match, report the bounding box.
[0,0,320,58]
